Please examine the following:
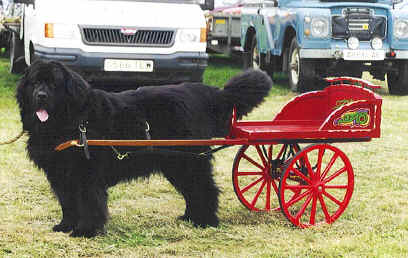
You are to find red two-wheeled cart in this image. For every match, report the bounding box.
[56,77,382,228]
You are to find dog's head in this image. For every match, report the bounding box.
[16,60,90,132]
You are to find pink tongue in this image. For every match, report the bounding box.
[36,109,49,122]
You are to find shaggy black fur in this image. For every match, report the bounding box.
[16,60,272,237]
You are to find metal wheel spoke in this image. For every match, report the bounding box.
[323,166,347,184]
[242,153,265,170]
[321,153,339,180]
[265,180,271,210]
[285,189,312,208]
[318,193,331,223]
[324,185,348,189]
[291,167,312,185]
[241,176,264,194]
[322,190,343,206]
[309,195,318,225]
[255,145,268,167]
[271,179,279,195]
[237,171,264,176]
[284,185,312,190]
[303,153,315,180]
[316,146,325,178]
[268,145,273,161]
[295,193,313,222]
[251,179,267,207]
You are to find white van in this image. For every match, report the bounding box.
[11,0,213,85]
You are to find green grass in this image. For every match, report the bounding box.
[1,57,408,257]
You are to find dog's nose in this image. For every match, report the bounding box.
[37,91,48,101]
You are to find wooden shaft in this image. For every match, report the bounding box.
[55,138,249,151]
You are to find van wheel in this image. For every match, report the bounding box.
[9,33,26,74]
[243,35,273,78]
[387,61,408,95]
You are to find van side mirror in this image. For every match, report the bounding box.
[14,0,34,4]
[200,0,214,10]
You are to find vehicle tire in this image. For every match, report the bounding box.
[9,33,26,74]
[287,37,313,92]
[387,61,408,95]
[243,35,273,78]
[191,71,204,83]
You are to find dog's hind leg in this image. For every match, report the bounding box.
[161,156,220,228]
[71,183,109,238]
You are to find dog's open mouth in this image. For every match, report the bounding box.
[36,109,49,122]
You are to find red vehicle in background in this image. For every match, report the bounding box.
[205,0,243,55]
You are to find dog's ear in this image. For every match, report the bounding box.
[49,61,90,105]
[16,68,34,131]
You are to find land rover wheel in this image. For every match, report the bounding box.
[243,35,274,77]
[387,61,408,95]
[287,37,313,92]
[9,33,26,74]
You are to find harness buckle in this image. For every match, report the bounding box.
[79,125,86,133]
[117,153,129,160]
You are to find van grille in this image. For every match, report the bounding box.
[80,26,176,47]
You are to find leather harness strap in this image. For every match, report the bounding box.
[73,120,232,160]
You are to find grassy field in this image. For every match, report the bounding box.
[0,56,407,257]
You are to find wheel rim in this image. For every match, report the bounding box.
[289,47,300,86]
[252,43,260,69]
[279,144,354,228]
[232,144,300,212]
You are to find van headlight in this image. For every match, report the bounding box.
[178,28,206,43]
[45,23,76,39]
[394,19,408,39]
[311,17,329,38]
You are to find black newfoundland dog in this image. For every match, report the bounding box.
[16,60,272,237]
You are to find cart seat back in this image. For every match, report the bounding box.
[272,85,380,124]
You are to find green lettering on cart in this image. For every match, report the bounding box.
[334,108,370,127]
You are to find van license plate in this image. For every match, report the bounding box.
[343,50,385,61]
[104,59,154,72]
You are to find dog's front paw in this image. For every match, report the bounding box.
[70,226,106,238]
[193,220,219,228]
[177,214,191,222]
[52,222,74,233]
[191,216,219,228]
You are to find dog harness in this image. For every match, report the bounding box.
[76,120,230,160]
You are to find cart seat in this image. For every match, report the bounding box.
[228,84,382,141]
[231,121,323,140]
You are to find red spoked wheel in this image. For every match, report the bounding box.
[279,144,354,228]
[232,144,300,211]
